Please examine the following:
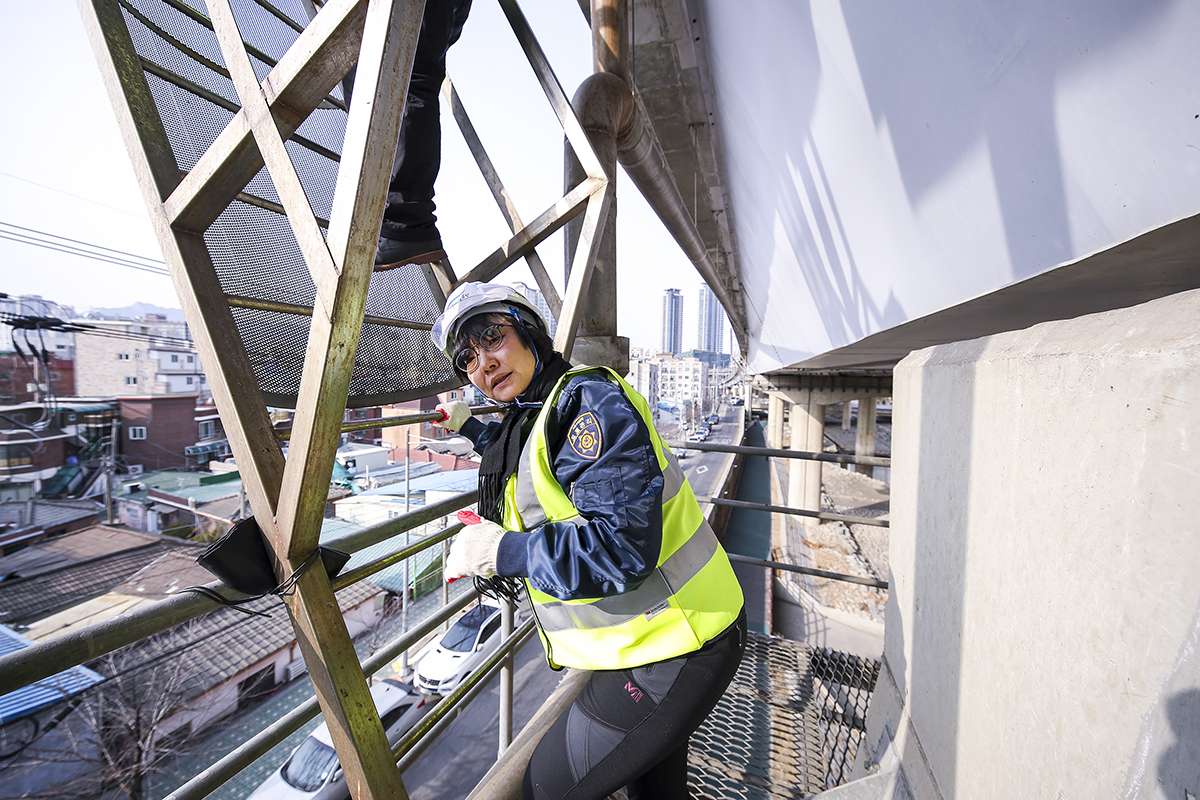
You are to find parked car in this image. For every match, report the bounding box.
[413,602,506,697]
[247,678,428,800]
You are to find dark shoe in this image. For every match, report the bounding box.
[375,237,446,266]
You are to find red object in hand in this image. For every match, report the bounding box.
[447,510,483,583]
[437,408,450,423]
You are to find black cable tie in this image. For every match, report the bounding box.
[180,586,272,617]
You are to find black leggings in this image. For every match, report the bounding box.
[523,608,747,800]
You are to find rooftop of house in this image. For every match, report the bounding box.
[22,548,381,697]
[358,467,480,496]
[0,498,101,531]
[348,461,443,489]
[117,470,242,506]
[414,435,477,457]
[0,527,200,627]
[337,441,392,455]
[194,495,244,524]
[74,547,384,700]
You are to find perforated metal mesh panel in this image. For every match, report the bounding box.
[119,0,461,407]
[810,647,880,790]
[687,633,879,799]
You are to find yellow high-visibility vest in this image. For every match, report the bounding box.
[502,366,743,670]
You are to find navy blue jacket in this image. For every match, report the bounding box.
[460,373,665,601]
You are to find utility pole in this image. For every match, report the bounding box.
[400,427,411,676]
[105,417,118,524]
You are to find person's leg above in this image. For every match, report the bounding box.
[376,0,472,265]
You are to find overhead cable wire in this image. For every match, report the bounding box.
[0,231,170,276]
[0,312,194,350]
[0,220,167,266]
[54,326,194,349]
[0,171,148,219]
[0,221,169,277]
[9,336,56,429]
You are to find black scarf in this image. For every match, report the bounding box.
[477,352,573,524]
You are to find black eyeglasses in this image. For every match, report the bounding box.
[454,324,512,373]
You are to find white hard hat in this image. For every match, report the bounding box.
[432,281,548,355]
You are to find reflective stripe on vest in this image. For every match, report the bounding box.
[502,366,743,669]
[534,513,720,632]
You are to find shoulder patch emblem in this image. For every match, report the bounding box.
[567,412,603,459]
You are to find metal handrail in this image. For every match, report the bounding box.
[703,496,889,529]
[666,438,890,468]
[394,618,538,771]
[0,491,478,696]
[727,553,888,590]
[274,404,498,441]
[163,591,481,800]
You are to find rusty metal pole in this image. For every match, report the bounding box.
[564,0,630,374]
[569,0,749,356]
[591,0,628,80]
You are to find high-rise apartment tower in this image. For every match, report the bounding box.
[510,281,557,338]
[697,283,725,353]
[661,288,683,355]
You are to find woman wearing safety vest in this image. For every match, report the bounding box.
[431,281,746,800]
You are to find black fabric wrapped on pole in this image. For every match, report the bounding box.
[187,518,350,616]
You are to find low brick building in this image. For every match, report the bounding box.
[0,355,75,405]
[118,394,200,472]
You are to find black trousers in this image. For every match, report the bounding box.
[523,608,747,800]
[379,0,472,243]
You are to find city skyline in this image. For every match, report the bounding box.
[656,284,731,358]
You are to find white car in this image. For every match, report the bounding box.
[247,678,428,800]
[412,602,506,697]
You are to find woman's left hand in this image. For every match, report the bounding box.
[445,519,507,579]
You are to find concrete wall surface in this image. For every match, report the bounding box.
[859,288,1200,798]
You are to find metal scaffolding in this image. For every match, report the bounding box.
[69,0,612,796]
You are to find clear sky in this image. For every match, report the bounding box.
[0,0,723,354]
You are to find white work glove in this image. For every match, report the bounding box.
[434,401,470,432]
[445,519,506,580]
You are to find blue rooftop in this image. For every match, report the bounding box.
[0,625,104,723]
[317,514,452,596]
[359,468,479,496]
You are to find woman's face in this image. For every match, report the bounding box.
[464,319,537,403]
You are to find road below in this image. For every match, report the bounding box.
[670,405,738,502]
[402,638,561,798]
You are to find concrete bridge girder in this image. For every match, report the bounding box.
[758,375,892,518]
